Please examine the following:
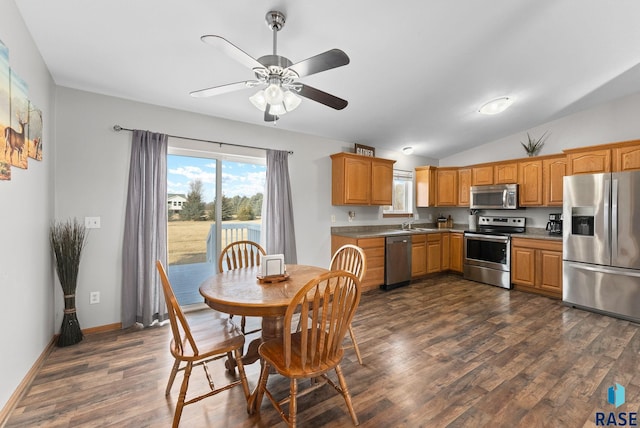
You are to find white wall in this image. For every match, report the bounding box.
[0,0,55,412]
[440,91,640,166]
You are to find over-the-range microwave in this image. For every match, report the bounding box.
[470,184,518,210]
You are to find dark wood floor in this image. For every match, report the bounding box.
[7,275,640,427]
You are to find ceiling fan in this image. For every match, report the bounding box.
[190,10,350,122]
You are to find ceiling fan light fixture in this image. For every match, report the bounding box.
[402,146,414,155]
[283,90,302,111]
[269,103,287,116]
[478,96,514,115]
[264,83,284,105]
[249,90,267,111]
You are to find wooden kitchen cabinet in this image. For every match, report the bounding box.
[331,152,395,205]
[415,165,437,207]
[436,168,458,206]
[518,159,543,206]
[331,235,385,291]
[472,165,494,185]
[450,232,464,273]
[543,155,567,206]
[511,237,563,299]
[613,140,640,172]
[494,162,518,184]
[441,232,450,271]
[426,233,442,274]
[565,148,611,175]
[411,234,427,278]
[371,158,395,204]
[458,168,471,207]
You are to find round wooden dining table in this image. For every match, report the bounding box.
[199,264,328,365]
[199,264,328,414]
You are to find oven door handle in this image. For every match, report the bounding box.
[465,233,510,243]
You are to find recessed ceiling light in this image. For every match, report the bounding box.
[402,146,414,155]
[478,97,514,115]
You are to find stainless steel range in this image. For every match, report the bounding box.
[463,216,526,289]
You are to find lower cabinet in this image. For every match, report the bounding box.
[450,232,464,273]
[413,232,462,278]
[333,231,464,288]
[441,232,450,271]
[511,237,563,299]
[411,234,427,278]
[331,235,385,291]
[426,233,442,274]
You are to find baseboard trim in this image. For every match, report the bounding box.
[0,336,56,428]
[82,322,122,335]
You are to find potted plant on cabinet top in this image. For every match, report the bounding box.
[521,131,550,157]
[50,218,88,347]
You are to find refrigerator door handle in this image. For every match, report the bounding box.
[565,261,640,278]
[612,178,618,260]
[604,177,610,256]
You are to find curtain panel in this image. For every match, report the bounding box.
[121,130,168,328]
[263,149,297,264]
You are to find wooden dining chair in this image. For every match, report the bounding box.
[218,240,266,335]
[156,261,250,428]
[330,244,366,365]
[255,270,361,427]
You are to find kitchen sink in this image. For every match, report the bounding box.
[382,230,413,235]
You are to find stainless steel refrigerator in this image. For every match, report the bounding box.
[563,171,640,323]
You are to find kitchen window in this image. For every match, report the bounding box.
[383,170,414,217]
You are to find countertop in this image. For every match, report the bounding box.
[331,224,563,241]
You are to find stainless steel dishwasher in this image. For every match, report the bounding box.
[383,235,412,290]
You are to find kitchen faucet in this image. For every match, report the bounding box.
[401,219,414,230]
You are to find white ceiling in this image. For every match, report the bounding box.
[14,0,640,159]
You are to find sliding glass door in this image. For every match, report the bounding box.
[167,151,266,306]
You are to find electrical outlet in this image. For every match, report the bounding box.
[331,215,336,223]
[90,291,100,304]
[85,217,101,229]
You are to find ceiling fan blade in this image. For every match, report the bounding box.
[298,84,348,110]
[264,110,279,122]
[287,49,350,78]
[190,81,253,98]
[201,35,266,71]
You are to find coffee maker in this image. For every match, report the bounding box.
[546,213,563,235]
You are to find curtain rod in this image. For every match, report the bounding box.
[112,125,293,154]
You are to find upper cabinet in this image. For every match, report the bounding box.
[494,162,518,184]
[411,140,640,210]
[565,148,611,175]
[543,155,567,206]
[613,141,640,172]
[436,168,458,206]
[371,158,395,205]
[457,168,471,207]
[518,159,543,206]
[415,166,437,207]
[331,152,395,206]
[472,165,494,185]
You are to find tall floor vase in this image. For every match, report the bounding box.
[58,293,83,346]
[50,218,87,347]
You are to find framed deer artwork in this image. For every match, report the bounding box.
[7,69,29,170]
[0,37,43,182]
[0,39,10,180]
[28,104,42,161]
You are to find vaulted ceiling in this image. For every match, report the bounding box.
[14,0,640,158]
